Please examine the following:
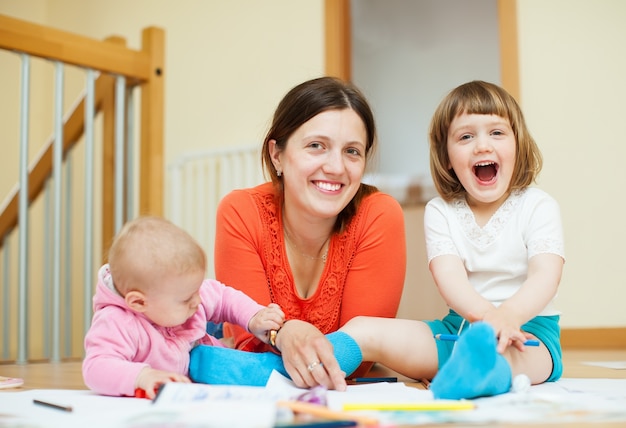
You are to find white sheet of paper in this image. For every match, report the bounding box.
[2,375,626,426]
[0,390,151,428]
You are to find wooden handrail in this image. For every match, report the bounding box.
[0,16,164,249]
[0,14,152,81]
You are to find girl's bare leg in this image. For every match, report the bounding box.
[340,316,439,381]
[504,334,553,384]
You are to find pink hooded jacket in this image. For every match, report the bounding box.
[82,265,264,396]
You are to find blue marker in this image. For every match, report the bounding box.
[434,333,540,346]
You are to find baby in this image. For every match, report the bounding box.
[82,216,284,398]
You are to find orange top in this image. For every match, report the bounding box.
[215,182,407,352]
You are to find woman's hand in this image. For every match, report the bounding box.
[275,319,347,391]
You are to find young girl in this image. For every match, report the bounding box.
[341,80,565,399]
[190,80,564,399]
[82,216,284,398]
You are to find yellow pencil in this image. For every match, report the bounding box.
[277,400,379,426]
[342,400,475,412]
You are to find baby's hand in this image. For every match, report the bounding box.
[135,367,191,399]
[248,303,285,343]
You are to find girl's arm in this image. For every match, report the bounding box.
[430,253,561,351]
[488,192,565,350]
[428,254,495,320]
[424,200,495,322]
[488,253,563,351]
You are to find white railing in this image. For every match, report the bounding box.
[168,145,264,278]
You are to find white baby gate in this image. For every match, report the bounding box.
[167,145,264,278]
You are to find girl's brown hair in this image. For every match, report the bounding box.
[261,76,378,233]
[429,80,543,201]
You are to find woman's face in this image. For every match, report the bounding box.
[270,108,367,222]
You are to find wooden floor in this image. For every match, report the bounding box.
[2,349,622,390]
[1,348,625,427]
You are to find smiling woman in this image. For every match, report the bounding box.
[192,76,407,391]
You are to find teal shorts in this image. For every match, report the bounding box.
[426,310,562,382]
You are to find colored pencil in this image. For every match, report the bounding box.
[342,400,475,411]
[277,400,378,426]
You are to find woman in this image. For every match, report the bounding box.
[215,76,406,390]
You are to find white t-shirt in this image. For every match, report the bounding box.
[424,187,565,316]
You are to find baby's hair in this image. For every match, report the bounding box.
[429,80,543,201]
[108,216,206,294]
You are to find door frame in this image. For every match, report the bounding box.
[324,0,520,100]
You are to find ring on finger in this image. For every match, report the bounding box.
[307,361,322,372]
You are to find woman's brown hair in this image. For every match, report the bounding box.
[261,76,378,233]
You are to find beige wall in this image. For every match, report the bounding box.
[0,0,324,194]
[1,0,625,333]
[398,0,626,329]
[516,0,626,328]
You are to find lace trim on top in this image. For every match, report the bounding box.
[528,237,564,259]
[453,189,523,249]
[432,188,563,259]
[428,240,459,260]
[254,191,358,334]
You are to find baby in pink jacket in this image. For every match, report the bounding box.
[82,216,284,398]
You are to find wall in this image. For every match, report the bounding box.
[1,1,626,333]
[517,0,626,328]
[0,0,325,198]
[356,0,626,330]
[397,205,447,321]
[351,0,500,180]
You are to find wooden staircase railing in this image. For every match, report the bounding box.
[0,14,165,252]
[0,14,164,362]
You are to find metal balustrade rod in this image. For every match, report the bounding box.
[44,184,52,358]
[2,234,10,360]
[114,75,126,233]
[63,155,72,358]
[83,69,95,336]
[51,61,64,363]
[126,88,135,221]
[17,53,31,364]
